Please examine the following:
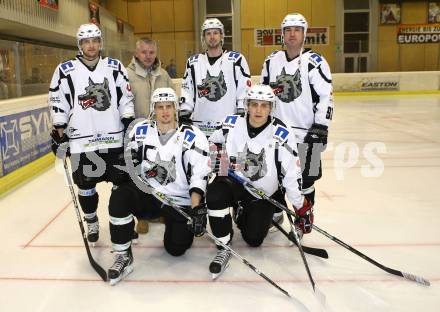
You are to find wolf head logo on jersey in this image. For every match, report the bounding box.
[144,154,176,186]
[78,77,112,111]
[270,67,302,103]
[237,144,267,182]
[197,70,227,101]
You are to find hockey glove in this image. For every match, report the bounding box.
[294,198,314,234]
[50,129,70,158]
[304,123,328,146]
[187,203,207,237]
[178,110,193,126]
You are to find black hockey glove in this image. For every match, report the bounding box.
[304,123,328,146]
[187,203,207,237]
[50,129,70,158]
[178,110,193,126]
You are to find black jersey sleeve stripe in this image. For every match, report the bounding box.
[235,57,251,78]
[65,73,75,109]
[318,65,332,83]
[49,68,64,95]
[283,142,298,157]
[182,155,191,184]
[310,83,320,104]
[118,63,130,82]
[262,59,271,85]
[113,69,118,83]
[190,144,209,156]
[116,86,123,107]
[233,59,238,88]
[190,64,197,104]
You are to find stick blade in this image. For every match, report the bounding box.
[285,227,329,259]
[83,237,108,281]
[402,272,430,286]
[91,260,108,282]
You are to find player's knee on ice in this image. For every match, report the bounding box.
[162,206,194,257]
[239,200,274,247]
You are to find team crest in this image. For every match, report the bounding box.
[270,67,302,103]
[78,77,112,111]
[237,144,267,182]
[197,70,227,101]
[144,154,177,186]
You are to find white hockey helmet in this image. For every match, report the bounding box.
[76,23,103,54]
[149,87,179,120]
[245,84,276,112]
[281,13,308,45]
[201,18,224,46]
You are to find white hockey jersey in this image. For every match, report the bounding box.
[209,115,304,209]
[128,121,211,206]
[260,49,334,142]
[49,56,134,153]
[180,50,252,137]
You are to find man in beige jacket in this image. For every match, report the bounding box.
[127,38,175,118]
[127,38,175,234]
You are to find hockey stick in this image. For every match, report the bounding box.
[228,170,430,287]
[62,158,107,282]
[136,177,293,298]
[311,225,430,286]
[228,170,319,294]
[271,220,328,259]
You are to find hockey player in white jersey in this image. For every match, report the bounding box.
[49,23,135,245]
[206,84,312,278]
[107,88,211,285]
[179,18,252,137]
[261,13,333,232]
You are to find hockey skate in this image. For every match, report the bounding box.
[269,212,284,233]
[209,244,232,280]
[85,217,99,246]
[108,249,133,286]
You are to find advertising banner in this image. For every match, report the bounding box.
[255,27,329,46]
[397,23,440,44]
[334,77,400,92]
[0,107,51,177]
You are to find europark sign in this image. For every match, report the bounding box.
[397,23,440,44]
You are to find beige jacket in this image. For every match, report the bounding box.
[127,57,175,118]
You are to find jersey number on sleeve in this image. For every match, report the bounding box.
[326,107,333,120]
